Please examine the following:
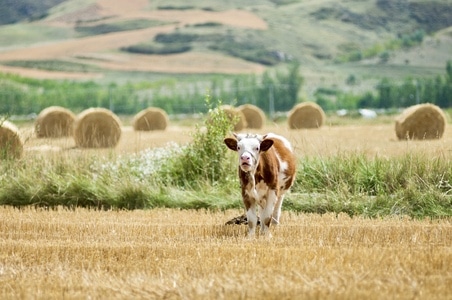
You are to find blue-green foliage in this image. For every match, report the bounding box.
[0,62,303,115]
[156,94,236,187]
[314,60,452,111]
[374,63,452,108]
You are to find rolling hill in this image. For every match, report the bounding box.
[0,0,450,90]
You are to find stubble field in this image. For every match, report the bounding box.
[0,207,450,299]
[1,120,451,299]
[22,119,452,158]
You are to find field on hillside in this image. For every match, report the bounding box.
[0,207,450,299]
[0,0,450,87]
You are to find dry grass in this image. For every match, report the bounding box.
[132,107,169,131]
[288,102,326,129]
[35,106,76,138]
[73,108,122,148]
[395,103,447,140]
[238,104,266,129]
[0,206,450,299]
[0,120,23,159]
[4,120,452,298]
[20,121,452,159]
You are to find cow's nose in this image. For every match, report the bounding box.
[240,154,250,161]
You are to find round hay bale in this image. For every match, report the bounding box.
[35,106,76,138]
[0,120,23,159]
[219,105,247,131]
[238,104,266,129]
[288,102,325,129]
[395,103,447,140]
[73,108,122,148]
[132,107,169,131]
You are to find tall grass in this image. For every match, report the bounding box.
[0,149,450,218]
[0,98,450,218]
[292,153,452,218]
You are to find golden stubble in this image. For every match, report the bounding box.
[22,122,452,159]
[5,121,451,299]
[0,207,450,299]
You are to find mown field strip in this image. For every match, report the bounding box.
[0,207,450,299]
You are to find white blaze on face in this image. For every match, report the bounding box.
[235,134,263,172]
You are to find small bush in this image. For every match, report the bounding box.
[155,33,200,44]
[157,94,235,187]
[192,22,222,27]
[121,43,191,55]
[2,60,98,73]
[75,19,165,36]
[157,5,195,10]
[209,40,281,65]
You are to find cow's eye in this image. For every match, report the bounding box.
[255,147,259,151]
[237,146,241,150]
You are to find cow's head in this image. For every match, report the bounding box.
[224,133,274,172]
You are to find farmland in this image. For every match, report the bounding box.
[0,206,450,299]
[0,111,451,299]
[17,117,452,158]
[0,0,451,298]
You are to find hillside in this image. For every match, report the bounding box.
[0,0,66,25]
[0,0,450,89]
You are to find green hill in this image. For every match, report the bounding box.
[0,0,451,88]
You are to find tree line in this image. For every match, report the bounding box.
[314,61,452,111]
[0,61,451,117]
[0,63,303,116]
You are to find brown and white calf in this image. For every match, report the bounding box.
[224,133,296,237]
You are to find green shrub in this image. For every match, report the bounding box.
[121,43,191,55]
[209,40,281,66]
[2,60,99,73]
[75,19,165,36]
[157,5,195,10]
[157,94,236,187]
[155,32,200,44]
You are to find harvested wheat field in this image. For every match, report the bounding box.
[21,122,452,158]
[6,120,451,299]
[0,207,450,299]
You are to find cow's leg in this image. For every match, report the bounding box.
[259,189,278,237]
[272,190,286,225]
[243,191,258,237]
[246,203,258,237]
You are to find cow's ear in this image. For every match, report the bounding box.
[224,138,238,151]
[260,139,274,152]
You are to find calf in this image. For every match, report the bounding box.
[224,133,296,237]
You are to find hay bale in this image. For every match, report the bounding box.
[0,120,23,159]
[73,108,122,148]
[35,106,76,138]
[132,107,169,131]
[288,102,325,129]
[238,104,266,129]
[219,105,247,131]
[395,103,447,140]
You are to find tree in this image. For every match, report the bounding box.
[376,78,395,108]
